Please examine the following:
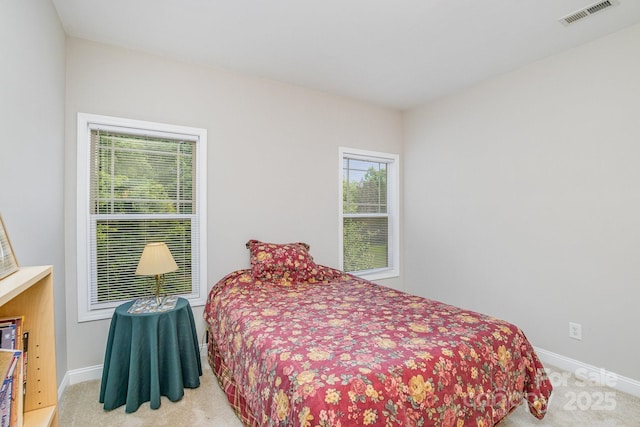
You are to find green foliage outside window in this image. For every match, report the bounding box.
[92,131,195,303]
[343,159,389,273]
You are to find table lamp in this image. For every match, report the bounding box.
[135,242,178,304]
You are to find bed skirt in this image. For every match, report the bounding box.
[208,330,258,427]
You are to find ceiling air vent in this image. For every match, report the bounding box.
[559,0,619,26]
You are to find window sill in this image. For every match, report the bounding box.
[78,294,206,322]
[352,268,399,282]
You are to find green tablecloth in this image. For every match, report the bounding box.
[99,297,202,413]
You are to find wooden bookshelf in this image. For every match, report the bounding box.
[0,266,58,427]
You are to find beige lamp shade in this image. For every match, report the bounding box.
[135,242,178,276]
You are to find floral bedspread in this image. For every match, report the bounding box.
[204,268,552,427]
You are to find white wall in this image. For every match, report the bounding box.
[64,38,403,370]
[404,23,640,380]
[0,0,67,385]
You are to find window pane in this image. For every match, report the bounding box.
[343,217,389,272]
[92,131,195,215]
[94,218,192,303]
[343,158,387,214]
[89,129,197,306]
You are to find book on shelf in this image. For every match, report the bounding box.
[22,331,27,396]
[0,316,23,352]
[0,348,21,427]
[0,324,15,350]
[0,316,26,427]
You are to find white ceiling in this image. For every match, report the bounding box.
[52,0,640,110]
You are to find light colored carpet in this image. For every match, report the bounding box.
[59,355,640,426]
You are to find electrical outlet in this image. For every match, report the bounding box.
[569,322,582,340]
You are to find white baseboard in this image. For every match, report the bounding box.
[57,371,70,401]
[58,345,208,398]
[58,364,103,398]
[535,347,640,398]
[68,364,104,384]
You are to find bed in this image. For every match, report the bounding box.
[204,241,552,426]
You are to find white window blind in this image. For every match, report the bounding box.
[339,148,399,279]
[77,113,207,321]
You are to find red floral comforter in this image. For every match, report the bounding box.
[204,268,552,426]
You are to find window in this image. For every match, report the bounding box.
[77,113,207,321]
[339,147,399,280]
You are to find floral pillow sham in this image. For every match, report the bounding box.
[247,240,320,285]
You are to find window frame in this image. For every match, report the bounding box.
[76,113,207,322]
[338,147,399,280]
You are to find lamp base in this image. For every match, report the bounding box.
[127,295,178,314]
